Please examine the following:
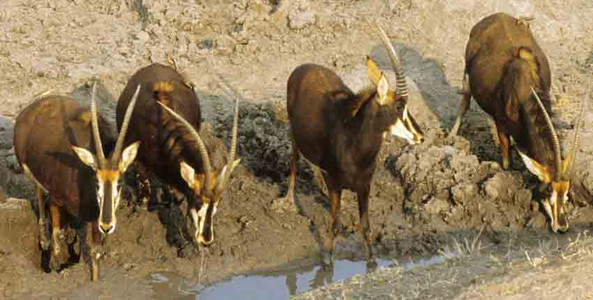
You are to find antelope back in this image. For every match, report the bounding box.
[465,12,551,112]
[116,63,203,189]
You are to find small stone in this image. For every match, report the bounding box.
[288,10,314,30]
[136,31,150,42]
[199,39,214,50]
[424,197,449,214]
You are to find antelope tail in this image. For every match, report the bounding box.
[22,164,48,193]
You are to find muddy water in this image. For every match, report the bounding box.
[150,255,447,299]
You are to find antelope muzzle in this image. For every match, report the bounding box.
[390,105,424,144]
[191,200,218,246]
[97,174,122,235]
[543,181,570,233]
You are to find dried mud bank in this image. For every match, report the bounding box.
[296,227,593,299]
[1,89,592,298]
[0,0,592,298]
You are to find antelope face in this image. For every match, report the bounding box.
[73,142,140,234]
[180,159,241,246]
[517,149,572,233]
[367,57,424,145]
[543,181,570,233]
[389,104,424,145]
[72,82,141,234]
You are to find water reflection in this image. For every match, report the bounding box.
[150,256,446,299]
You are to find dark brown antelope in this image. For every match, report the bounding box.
[281,25,424,266]
[13,83,141,280]
[449,12,588,232]
[116,63,240,247]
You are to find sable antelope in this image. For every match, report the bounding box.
[13,83,141,280]
[449,12,588,232]
[281,25,424,266]
[116,63,240,247]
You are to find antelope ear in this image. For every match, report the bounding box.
[376,75,390,106]
[517,150,551,182]
[180,161,196,189]
[72,146,97,170]
[218,159,242,182]
[119,141,140,172]
[367,57,382,85]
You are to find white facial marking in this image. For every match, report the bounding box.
[390,119,415,144]
[389,105,420,144]
[190,208,199,234]
[403,107,420,136]
[197,203,210,242]
[109,179,119,233]
[196,204,209,243]
[97,177,105,205]
[542,199,553,225]
[550,190,559,231]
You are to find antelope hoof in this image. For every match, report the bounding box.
[91,258,99,281]
[272,194,298,213]
[50,251,61,271]
[448,123,461,138]
[39,225,50,251]
[322,251,334,271]
[366,258,378,272]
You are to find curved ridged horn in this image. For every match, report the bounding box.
[530,87,562,180]
[112,85,141,162]
[376,24,408,101]
[219,91,240,191]
[564,86,590,176]
[90,82,106,166]
[157,101,213,192]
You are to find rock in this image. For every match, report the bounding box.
[199,39,214,50]
[424,197,449,214]
[270,11,288,27]
[135,31,150,42]
[451,183,479,206]
[483,172,524,201]
[288,10,314,30]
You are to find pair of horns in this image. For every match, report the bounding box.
[158,81,240,194]
[531,86,589,180]
[91,82,141,167]
[375,24,409,102]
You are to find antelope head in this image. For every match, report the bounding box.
[71,83,141,234]
[374,24,424,145]
[158,94,241,246]
[516,87,589,233]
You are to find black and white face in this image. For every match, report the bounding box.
[190,197,219,246]
[543,181,570,233]
[388,104,424,144]
[180,159,241,246]
[94,170,123,234]
[72,141,140,234]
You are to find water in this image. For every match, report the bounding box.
[150,255,447,299]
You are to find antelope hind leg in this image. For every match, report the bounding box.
[449,73,472,137]
[35,186,50,250]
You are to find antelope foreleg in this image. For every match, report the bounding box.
[49,203,64,271]
[495,122,512,169]
[89,220,103,281]
[35,186,50,250]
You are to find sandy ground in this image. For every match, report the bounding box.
[0,0,592,298]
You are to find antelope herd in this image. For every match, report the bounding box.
[12,12,590,280]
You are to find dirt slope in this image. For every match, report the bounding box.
[0,0,592,298]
